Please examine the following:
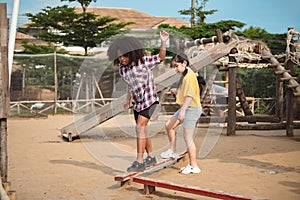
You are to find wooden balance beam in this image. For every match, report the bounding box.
[133,176,263,200]
[114,151,187,186]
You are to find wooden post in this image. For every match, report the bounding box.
[227,48,237,136]
[0,3,10,183]
[285,27,297,131]
[286,88,294,136]
[275,74,284,121]
[236,79,254,118]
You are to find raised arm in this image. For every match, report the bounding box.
[158,30,169,61]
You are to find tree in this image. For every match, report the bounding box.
[26,1,132,55]
[159,20,245,40]
[62,0,97,12]
[20,41,68,54]
[237,26,286,55]
[179,0,217,27]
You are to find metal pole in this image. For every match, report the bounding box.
[54,51,58,113]
[8,0,20,86]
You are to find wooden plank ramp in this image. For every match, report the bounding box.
[114,151,187,186]
[60,40,238,141]
[132,176,264,200]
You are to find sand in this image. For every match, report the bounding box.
[7,114,300,200]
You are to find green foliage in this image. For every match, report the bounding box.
[61,0,97,11]
[26,2,132,55]
[159,20,245,39]
[20,41,68,54]
[237,68,276,98]
[179,0,217,26]
[237,26,286,54]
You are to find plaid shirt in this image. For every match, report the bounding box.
[119,54,160,112]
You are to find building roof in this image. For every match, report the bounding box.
[15,32,48,51]
[74,7,189,29]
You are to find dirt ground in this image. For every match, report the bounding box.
[6,114,300,200]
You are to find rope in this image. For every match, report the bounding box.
[286,28,300,65]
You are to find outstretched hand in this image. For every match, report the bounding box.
[160,30,169,42]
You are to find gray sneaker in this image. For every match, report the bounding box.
[144,156,157,167]
[127,161,145,172]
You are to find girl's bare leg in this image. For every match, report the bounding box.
[165,117,180,151]
[183,128,199,168]
[135,115,150,163]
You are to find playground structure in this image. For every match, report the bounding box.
[61,28,300,141]
[110,29,300,198]
[0,1,299,198]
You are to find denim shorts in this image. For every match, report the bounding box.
[173,106,202,128]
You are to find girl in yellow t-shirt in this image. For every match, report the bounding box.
[160,53,202,174]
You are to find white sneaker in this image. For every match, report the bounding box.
[217,123,225,127]
[160,149,179,159]
[180,164,201,174]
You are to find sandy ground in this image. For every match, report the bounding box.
[6,114,300,200]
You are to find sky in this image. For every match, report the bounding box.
[2,0,300,34]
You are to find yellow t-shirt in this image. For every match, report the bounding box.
[176,69,201,107]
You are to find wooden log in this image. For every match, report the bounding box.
[236,123,286,130]
[280,77,297,81]
[262,49,300,94]
[227,48,238,136]
[236,115,280,123]
[0,3,10,118]
[180,32,231,49]
[276,74,284,121]
[198,116,224,123]
[236,122,300,130]
[268,64,279,68]
[274,70,291,75]
[0,3,9,184]
[287,84,299,89]
[132,177,262,200]
[286,89,294,136]
[236,79,254,117]
[261,55,272,60]
[197,115,280,123]
[215,29,224,43]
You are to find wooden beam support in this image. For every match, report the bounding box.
[262,49,300,94]
[227,48,238,136]
[286,88,294,136]
[133,176,262,200]
[274,70,291,75]
[0,3,9,184]
[280,77,297,81]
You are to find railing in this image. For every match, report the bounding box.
[9,96,275,117]
[9,98,116,116]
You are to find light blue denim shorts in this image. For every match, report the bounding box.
[173,106,202,128]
